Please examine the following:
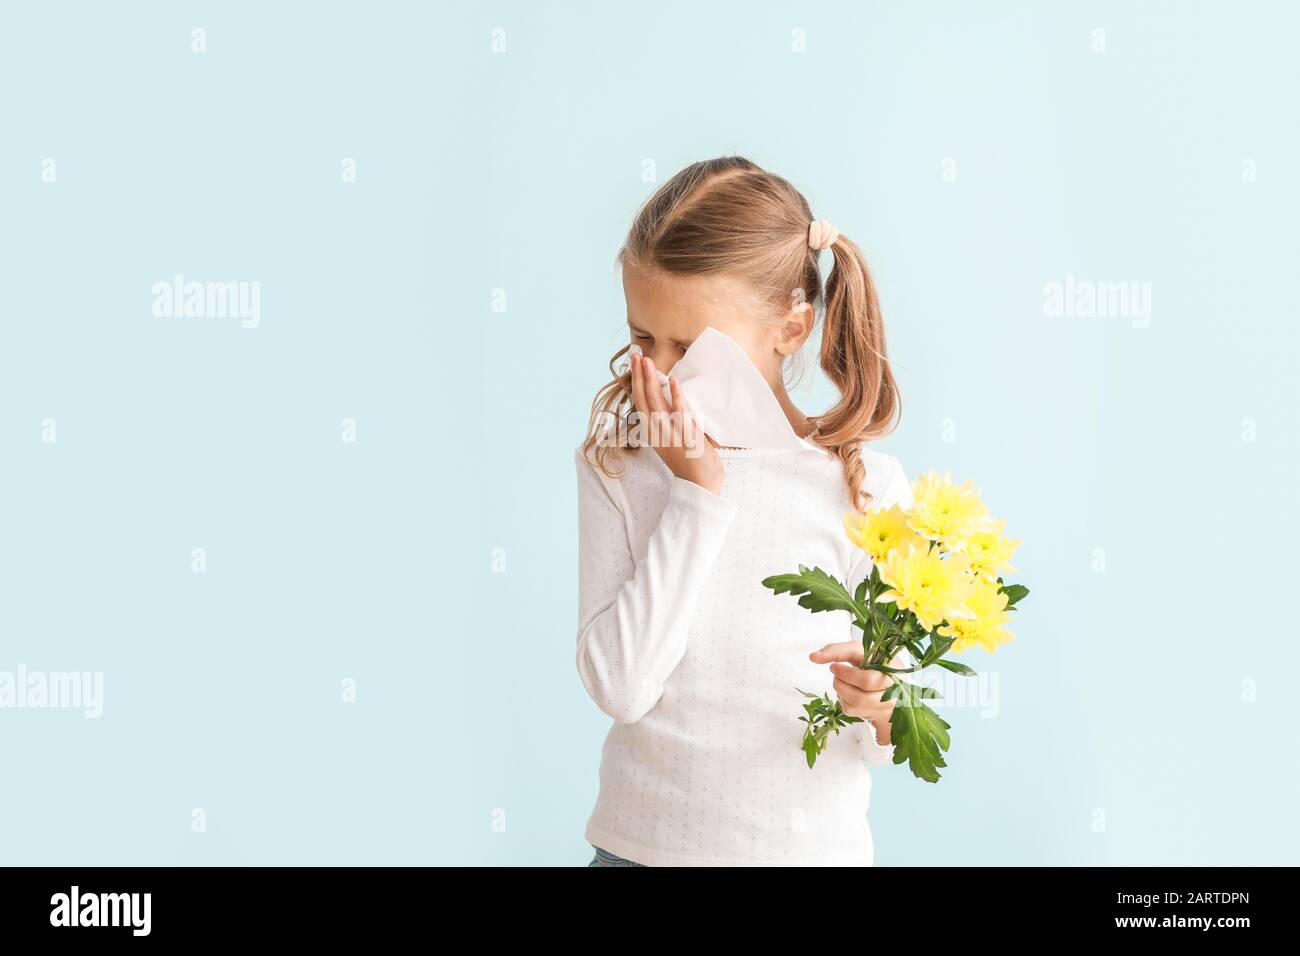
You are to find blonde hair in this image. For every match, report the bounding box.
[583,155,900,511]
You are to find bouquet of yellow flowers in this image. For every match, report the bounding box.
[762,472,1028,782]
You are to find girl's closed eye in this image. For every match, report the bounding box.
[628,325,687,353]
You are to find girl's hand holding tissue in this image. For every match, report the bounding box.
[629,352,725,496]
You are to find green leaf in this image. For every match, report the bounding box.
[999,583,1029,608]
[868,602,896,626]
[932,658,977,677]
[762,566,866,621]
[923,632,956,665]
[802,735,819,768]
[887,680,953,783]
[794,687,863,768]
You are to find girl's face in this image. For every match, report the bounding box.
[622,266,810,385]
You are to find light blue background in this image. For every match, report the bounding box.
[1,1,1295,866]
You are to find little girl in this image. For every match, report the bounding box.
[576,156,912,867]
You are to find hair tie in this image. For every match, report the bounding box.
[807,219,839,251]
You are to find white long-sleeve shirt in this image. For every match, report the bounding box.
[575,437,913,866]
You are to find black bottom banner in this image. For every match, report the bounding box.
[0,865,1281,943]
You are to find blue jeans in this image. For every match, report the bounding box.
[587,845,645,867]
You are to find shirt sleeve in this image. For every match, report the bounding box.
[851,454,913,765]
[575,448,738,724]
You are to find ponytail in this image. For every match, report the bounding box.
[810,234,900,512]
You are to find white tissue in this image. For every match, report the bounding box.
[629,328,808,451]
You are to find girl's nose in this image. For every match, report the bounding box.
[648,348,678,372]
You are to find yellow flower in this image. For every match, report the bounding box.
[964,519,1021,583]
[939,578,1015,653]
[844,505,926,563]
[909,471,993,550]
[877,544,977,632]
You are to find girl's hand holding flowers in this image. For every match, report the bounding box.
[764,471,1029,782]
[810,641,896,744]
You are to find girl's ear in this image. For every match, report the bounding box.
[775,296,815,356]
